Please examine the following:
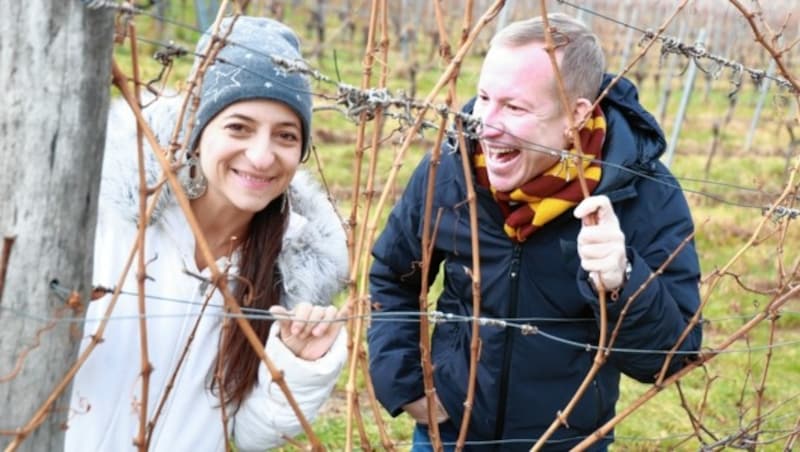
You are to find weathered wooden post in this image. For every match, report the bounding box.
[0,2,114,451]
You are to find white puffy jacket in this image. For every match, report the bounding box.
[65,97,349,452]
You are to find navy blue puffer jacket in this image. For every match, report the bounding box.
[368,75,702,451]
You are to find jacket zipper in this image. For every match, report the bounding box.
[494,244,522,444]
[594,380,602,427]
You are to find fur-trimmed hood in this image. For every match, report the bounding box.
[99,96,349,308]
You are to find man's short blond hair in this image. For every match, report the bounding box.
[490,13,605,103]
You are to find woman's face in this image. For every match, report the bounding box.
[196,99,302,219]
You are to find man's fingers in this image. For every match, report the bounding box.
[578,240,622,260]
[574,195,609,219]
[578,226,624,246]
[578,245,611,263]
[581,253,623,273]
[574,195,619,227]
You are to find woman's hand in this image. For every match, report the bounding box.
[269,302,347,361]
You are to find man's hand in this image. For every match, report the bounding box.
[403,395,450,424]
[574,195,628,291]
[269,302,347,361]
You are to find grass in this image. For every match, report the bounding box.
[113,3,800,451]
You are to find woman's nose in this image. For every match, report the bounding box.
[245,135,276,169]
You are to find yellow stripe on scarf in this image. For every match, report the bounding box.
[532,197,577,226]
[584,114,606,131]
[474,153,486,168]
[545,152,603,182]
[507,188,541,203]
[517,165,602,229]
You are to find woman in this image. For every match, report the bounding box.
[65,17,349,451]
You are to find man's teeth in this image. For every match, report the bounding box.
[490,148,516,155]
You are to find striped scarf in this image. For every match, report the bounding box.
[474,105,606,242]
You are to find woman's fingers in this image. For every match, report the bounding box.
[272,302,348,339]
[311,305,340,337]
[268,305,293,340]
[298,304,326,338]
[286,302,311,336]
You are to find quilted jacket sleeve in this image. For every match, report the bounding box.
[577,168,703,382]
[233,323,347,451]
[367,153,444,416]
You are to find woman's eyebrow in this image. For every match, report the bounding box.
[222,113,256,122]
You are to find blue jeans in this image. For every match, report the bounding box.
[411,423,610,451]
[411,422,458,452]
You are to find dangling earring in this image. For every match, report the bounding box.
[180,151,207,200]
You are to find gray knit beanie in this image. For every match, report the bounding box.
[188,16,313,160]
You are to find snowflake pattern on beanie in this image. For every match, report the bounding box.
[188,16,313,159]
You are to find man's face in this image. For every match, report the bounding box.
[472,42,570,192]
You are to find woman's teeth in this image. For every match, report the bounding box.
[235,170,270,182]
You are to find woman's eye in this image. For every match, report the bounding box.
[278,131,299,142]
[225,123,248,133]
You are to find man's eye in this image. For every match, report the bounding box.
[507,104,523,112]
[279,131,299,142]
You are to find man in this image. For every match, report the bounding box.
[367,13,702,451]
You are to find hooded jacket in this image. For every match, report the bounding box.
[65,97,349,452]
[368,76,702,451]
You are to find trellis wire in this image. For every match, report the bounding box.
[4,281,800,358]
[77,0,800,219]
[557,0,799,95]
[108,27,800,219]
[11,279,800,327]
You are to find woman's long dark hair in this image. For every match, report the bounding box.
[211,192,288,409]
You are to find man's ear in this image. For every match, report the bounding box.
[572,97,593,126]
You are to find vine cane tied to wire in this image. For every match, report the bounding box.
[345,0,393,450]
[530,6,607,451]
